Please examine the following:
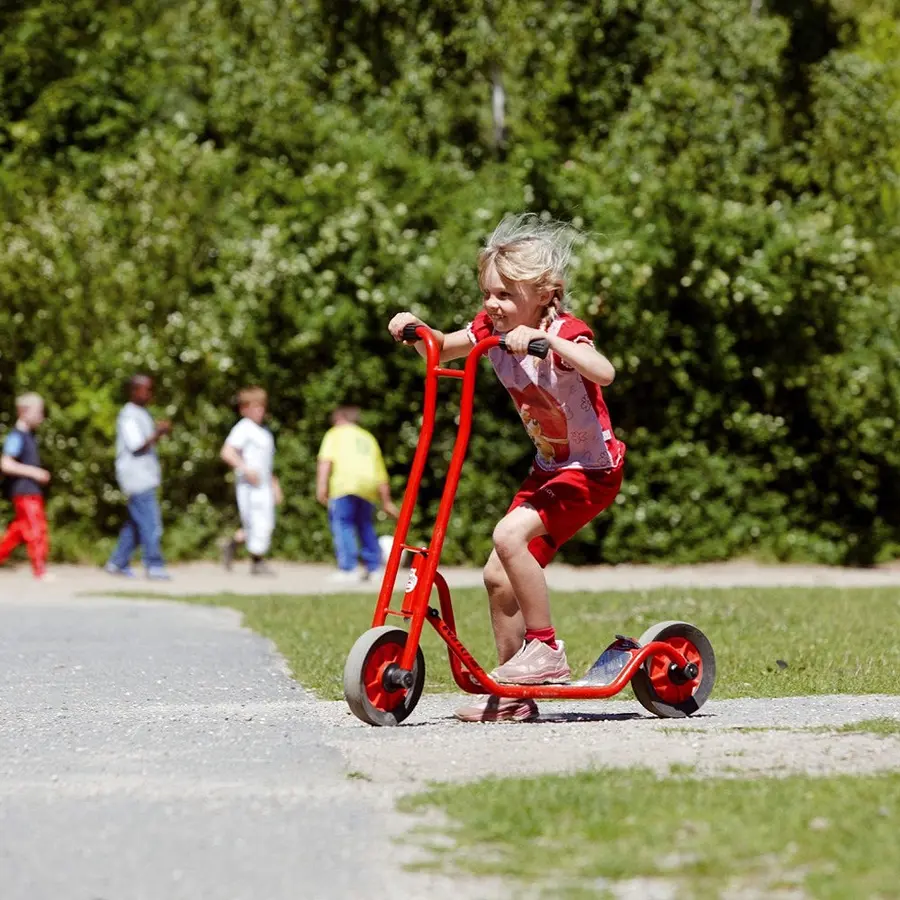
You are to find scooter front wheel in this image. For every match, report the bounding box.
[630,620,716,718]
[343,626,426,726]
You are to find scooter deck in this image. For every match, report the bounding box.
[423,605,691,700]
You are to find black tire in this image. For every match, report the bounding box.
[630,620,716,718]
[343,626,426,726]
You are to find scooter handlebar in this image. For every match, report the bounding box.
[498,335,550,360]
[400,323,549,359]
[402,323,423,343]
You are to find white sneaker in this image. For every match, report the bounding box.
[326,570,362,585]
[491,640,571,685]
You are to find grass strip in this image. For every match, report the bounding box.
[109,585,900,701]
[835,717,900,736]
[400,768,900,899]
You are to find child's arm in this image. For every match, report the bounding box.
[504,327,616,386]
[549,336,615,385]
[272,475,283,506]
[388,313,471,363]
[220,443,260,485]
[315,459,331,506]
[377,481,399,519]
[123,417,170,456]
[0,455,50,484]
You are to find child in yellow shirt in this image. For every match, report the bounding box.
[316,407,398,583]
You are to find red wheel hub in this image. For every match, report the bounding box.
[647,637,702,704]
[363,642,407,712]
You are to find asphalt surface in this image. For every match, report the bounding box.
[0,594,475,900]
[4,562,900,899]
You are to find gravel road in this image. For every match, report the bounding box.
[2,562,900,900]
[325,693,900,785]
[9,557,900,600]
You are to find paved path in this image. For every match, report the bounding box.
[0,590,488,900]
[3,562,900,899]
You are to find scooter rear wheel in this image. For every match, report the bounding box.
[343,626,426,726]
[631,620,716,718]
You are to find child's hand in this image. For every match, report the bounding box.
[35,468,51,485]
[273,481,284,506]
[388,312,425,342]
[242,468,261,486]
[503,325,545,355]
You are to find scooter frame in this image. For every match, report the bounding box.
[361,326,701,706]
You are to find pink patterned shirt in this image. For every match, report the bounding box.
[467,311,626,472]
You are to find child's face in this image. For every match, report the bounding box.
[242,401,266,424]
[480,261,551,332]
[19,403,44,428]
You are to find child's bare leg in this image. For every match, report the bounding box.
[489,505,569,685]
[453,548,541,721]
[491,505,551,630]
[483,550,525,664]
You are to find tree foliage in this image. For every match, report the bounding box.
[1,0,898,565]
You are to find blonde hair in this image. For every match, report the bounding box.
[15,392,43,411]
[237,386,267,408]
[477,213,580,325]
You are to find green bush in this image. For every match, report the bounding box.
[0,0,898,565]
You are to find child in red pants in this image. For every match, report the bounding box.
[0,393,51,580]
[389,213,625,722]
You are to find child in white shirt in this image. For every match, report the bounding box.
[220,386,282,575]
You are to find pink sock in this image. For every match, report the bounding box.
[525,626,558,650]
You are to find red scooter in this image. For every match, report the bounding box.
[343,325,716,726]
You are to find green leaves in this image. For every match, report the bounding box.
[1,0,898,564]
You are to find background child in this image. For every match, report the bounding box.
[105,374,172,580]
[0,393,52,580]
[220,386,281,575]
[388,213,625,723]
[316,406,399,583]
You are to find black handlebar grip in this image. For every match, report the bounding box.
[402,323,421,343]
[498,336,550,359]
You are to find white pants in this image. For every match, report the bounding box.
[236,484,275,556]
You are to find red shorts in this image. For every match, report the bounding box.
[508,464,624,567]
